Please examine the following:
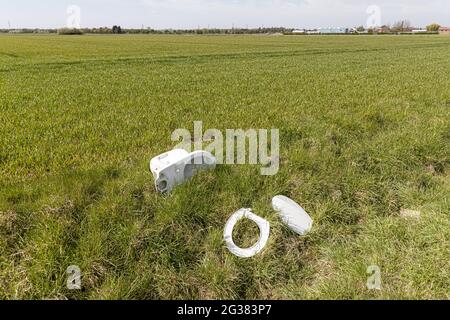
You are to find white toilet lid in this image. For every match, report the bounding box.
[272,195,313,235]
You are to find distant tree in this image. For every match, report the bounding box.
[58,28,83,35]
[96,27,112,34]
[356,25,365,32]
[426,23,441,32]
[112,25,123,34]
[392,20,412,32]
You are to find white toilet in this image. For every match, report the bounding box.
[150,149,216,193]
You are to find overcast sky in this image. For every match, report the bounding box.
[1,0,449,29]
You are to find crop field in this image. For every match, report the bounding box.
[0,34,449,300]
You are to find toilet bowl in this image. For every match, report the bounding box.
[150,149,216,193]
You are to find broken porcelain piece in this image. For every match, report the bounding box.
[150,149,216,193]
[272,195,313,235]
[224,208,270,258]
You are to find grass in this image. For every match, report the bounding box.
[0,34,449,300]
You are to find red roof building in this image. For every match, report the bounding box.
[439,26,450,35]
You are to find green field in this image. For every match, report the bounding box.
[0,34,449,300]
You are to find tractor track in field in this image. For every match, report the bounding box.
[1,41,449,73]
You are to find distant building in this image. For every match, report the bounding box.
[292,29,305,34]
[412,29,427,34]
[318,27,347,34]
[306,29,320,35]
[439,26,450,35]
[377,26,391,33]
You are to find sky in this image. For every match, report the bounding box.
[0,0,449,29]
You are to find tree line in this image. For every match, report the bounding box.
[354,21,441,33]
[0,22,443,35]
